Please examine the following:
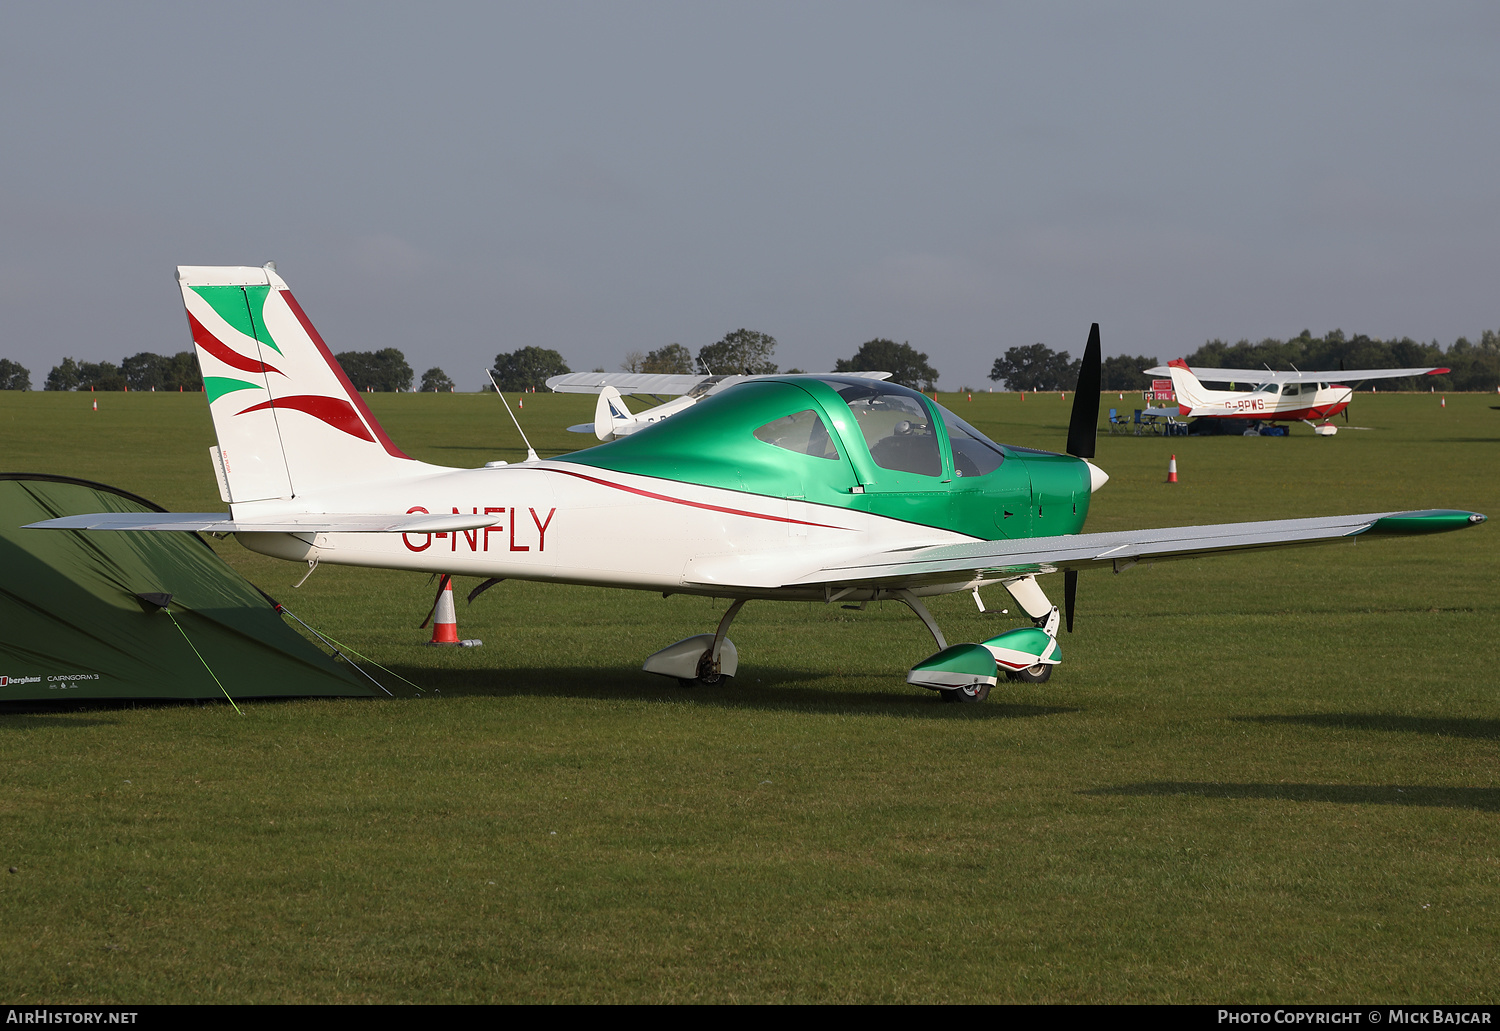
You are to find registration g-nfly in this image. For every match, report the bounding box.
[30,265,1487,702]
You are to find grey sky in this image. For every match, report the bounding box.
[3,2,1497,389]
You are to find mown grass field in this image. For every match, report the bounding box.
[1,386,1497,1003]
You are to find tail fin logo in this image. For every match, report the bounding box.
[235,395,376,443]
[188,313,282,377]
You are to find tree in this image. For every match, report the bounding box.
[46,358,81,391]
[420,367,455,392]
[698,329,777,375]
[834,339,938,391]
[0,359,31,390]
[1100,354,1160,392]
[620,351,646,373]
[643,343,694,374]
[76,361,126,391]
[988,344,1079,391]
[492,346,570,391]
[163,351,203,391]
[122,352,171,391]
[335,348,413,391]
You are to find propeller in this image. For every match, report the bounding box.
[1066,323,1102,459]
[1064,570,1077,634]
[1062,323,1100,633]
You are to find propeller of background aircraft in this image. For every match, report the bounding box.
[1062,322,1102,633]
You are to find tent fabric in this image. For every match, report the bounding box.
[0,473,372,702]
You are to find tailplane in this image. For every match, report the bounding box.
[177,265,414,503]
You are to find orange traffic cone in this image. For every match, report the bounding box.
[518,396,523,409]
[422,575,482,647]
[1441,396,1446,408]
[92,399,98,411]
[1167,454,1178,483]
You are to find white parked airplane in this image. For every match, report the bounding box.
[26,266,1486,701]
[1148,359,1449,433]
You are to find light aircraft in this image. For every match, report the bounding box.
[1148,359,1450,434]
[547,369,893,441]
[28,265,1486,702]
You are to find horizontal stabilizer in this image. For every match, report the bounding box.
[26,511,500,534]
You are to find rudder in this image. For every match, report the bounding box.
[177,265,413,503]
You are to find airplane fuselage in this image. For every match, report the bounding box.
[235,440,1094,602]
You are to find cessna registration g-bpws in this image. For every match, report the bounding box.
[1150,359,1450,434]
[28,265,1487,702]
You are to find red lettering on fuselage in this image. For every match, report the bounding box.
[483,507,505,551]
[402,506,431,552]
[401,504,554,554]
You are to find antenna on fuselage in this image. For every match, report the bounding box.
[486,369,541,463]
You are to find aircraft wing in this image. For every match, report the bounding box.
[545,370,891,397]
[1142,364,1449,385]
[25,511,499,533]
[779,509,1485,591]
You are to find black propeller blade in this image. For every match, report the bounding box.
[1062,323,1100,632]
[1064,570,1077,634]
[1066,323,1102,459]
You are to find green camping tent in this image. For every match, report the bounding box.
[1,473,373,703]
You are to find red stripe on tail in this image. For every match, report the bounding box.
[236,395,376,443]
[189,312,282,376]
[278,290,412,460]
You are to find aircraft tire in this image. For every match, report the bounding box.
[677,651,726,688]
[1009,664,1052,684]
[940,683,991,703]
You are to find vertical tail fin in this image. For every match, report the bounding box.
[177,265,413,504]
[1165,359,1224,414]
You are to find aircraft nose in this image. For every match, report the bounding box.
[1086,461,1109,493]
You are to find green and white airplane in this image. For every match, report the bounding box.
[30,265,1488,702]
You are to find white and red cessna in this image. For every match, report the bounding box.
[1151,359,1449,435]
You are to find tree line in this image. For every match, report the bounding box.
[12,325,1493,395]
[986,328,1500,392]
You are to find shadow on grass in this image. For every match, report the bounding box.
[1082,782,1500,812]
[1234,713,1500,741]
[382,663,1079,720]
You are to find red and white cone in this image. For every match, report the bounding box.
[1441,396,1446,408]
[424,575,482,647]
[92,400,98,411]
[1166,454,1178,483]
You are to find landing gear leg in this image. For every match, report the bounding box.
[689,598,748,686]
[894,590,947,651]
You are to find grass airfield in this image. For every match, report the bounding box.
[1,386,1497,1003]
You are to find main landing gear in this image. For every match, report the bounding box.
[642,599,746,687]
[641,577,1066,703]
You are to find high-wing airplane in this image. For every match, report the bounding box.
[546,369,893,440]
[1147,359,1450,434]
[27,265,1486,703]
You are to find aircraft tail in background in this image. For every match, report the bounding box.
[177,265,415,505]
[1166,358,1234,415]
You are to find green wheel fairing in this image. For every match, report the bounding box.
[906,642,999,690]
[981,627,1061,668]
[558,377,1095,541]
[189,285,281,354]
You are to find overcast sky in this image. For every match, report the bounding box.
[2,2,1497,389]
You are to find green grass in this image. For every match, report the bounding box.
[1,388,1497,1002]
